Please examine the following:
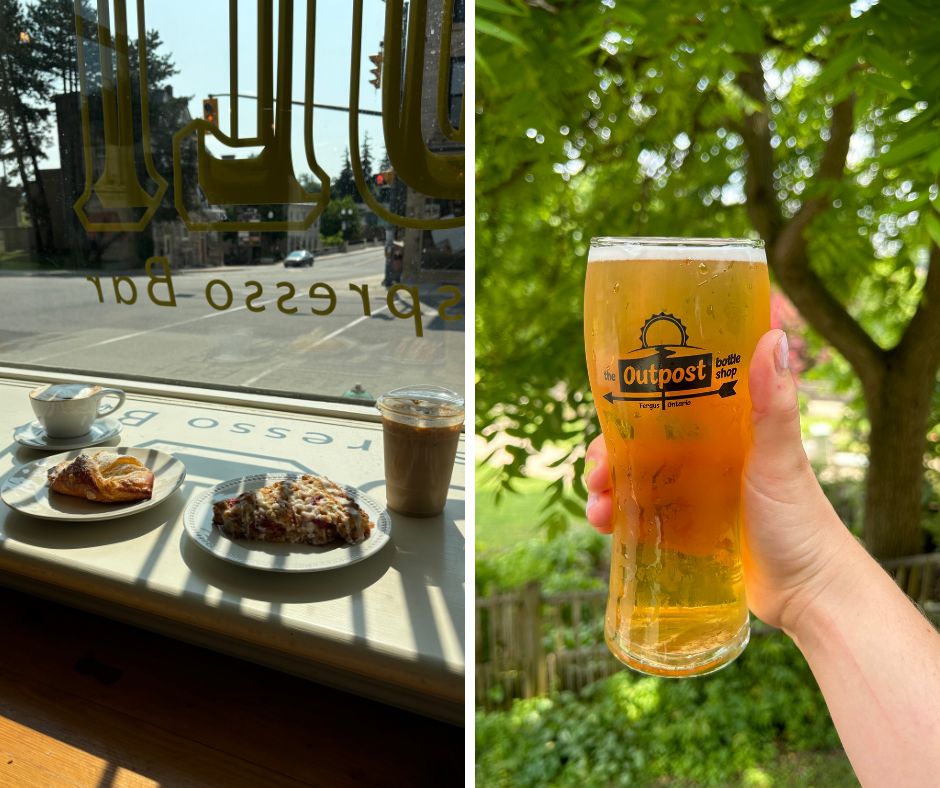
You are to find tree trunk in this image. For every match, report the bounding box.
[19,111,53,253]
[736,58,940,561]
[0,59,47,255]
[1,103,44,255]
[862,356,934,559]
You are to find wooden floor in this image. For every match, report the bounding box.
[0,587,463,787]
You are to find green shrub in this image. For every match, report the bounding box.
[817,474,865,537]
[319,232,345,247]
[476,528,609,596]
[476,632,846,787]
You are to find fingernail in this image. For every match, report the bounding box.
[774,331,790,373]
[586,493,598,516]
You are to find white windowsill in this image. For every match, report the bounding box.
[0,365,385,424]
[0,372,465,724]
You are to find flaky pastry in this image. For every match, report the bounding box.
[47,451,154,502]
[212,474,373,545]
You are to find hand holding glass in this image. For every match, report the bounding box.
[583,237,769,676]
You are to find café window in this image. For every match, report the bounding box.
[0,0,466,404]
[0,0,467,741]
[448,56,464,132]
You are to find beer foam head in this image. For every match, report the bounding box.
[588,237,766,264]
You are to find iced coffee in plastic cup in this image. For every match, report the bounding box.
[376,386,464,517]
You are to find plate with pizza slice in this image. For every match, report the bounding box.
[183,471,391,572]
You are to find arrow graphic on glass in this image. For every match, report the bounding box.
[603,379,737,404]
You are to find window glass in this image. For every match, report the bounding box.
[0,0,465,403]
[449,56,465,131]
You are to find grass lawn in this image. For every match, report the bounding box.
[476,467,556,553]
[739,750,859,787]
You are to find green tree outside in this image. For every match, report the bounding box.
[476,0,940,560]
[320,194,362,242]
[332,148,357,201]
[0,0,54,253]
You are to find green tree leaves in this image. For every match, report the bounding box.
[320,195,363,242]
[476,0,940,548]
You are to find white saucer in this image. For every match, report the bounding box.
[13,417,123,451]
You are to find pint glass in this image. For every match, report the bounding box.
[584,237,770,677]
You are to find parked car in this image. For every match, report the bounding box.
[284,250,314,268]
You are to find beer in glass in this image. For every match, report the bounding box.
[584,237,769,676]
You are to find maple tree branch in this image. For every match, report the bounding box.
[770,91,886,398]
[735,55,885,396]
[736,58,783,241]
[774,94,856,263]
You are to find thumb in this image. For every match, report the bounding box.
[747,329,812,491]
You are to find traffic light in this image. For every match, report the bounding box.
[374,170,395,187]
[374,170,395,202]
[203,97,219,125]
[369,53,383,89]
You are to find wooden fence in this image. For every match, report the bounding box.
[475,583,619,710]
[476,553,940,710]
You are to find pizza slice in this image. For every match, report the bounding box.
[211,474,373,546]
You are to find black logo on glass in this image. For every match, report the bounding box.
[603,312,737,408]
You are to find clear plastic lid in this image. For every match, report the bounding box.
[376,385,465,427]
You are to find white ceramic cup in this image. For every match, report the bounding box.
[29,383,126,438]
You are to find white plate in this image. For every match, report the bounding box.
[183,472,391,573]
[0,447,186,522]
[13,417,123,450]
